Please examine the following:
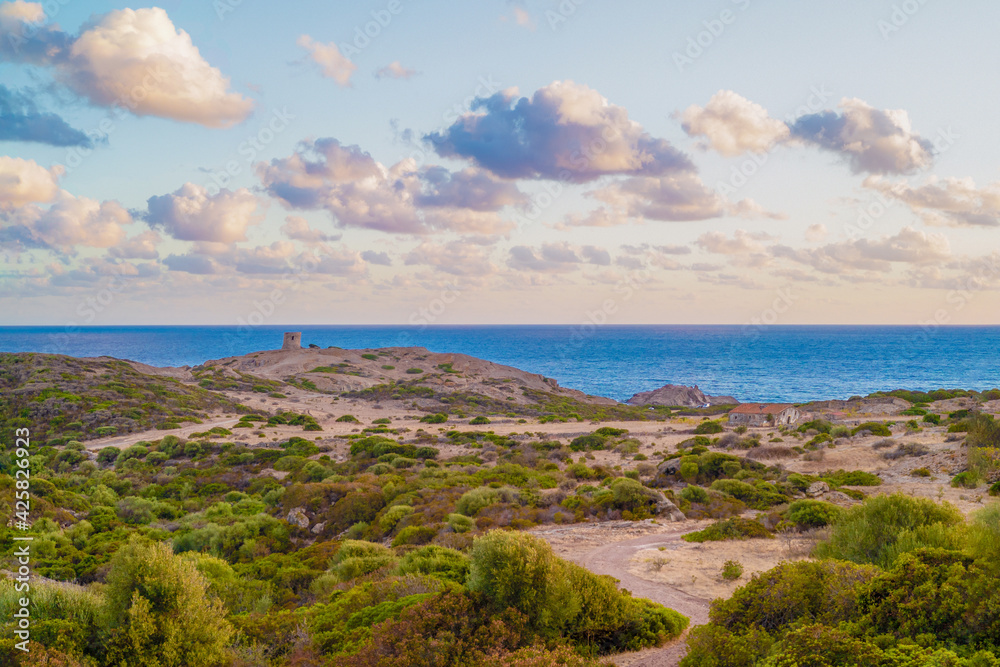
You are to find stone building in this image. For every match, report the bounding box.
[282,332,302,350]
[727,403,800,426]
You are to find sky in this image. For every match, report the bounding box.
[2,0,1000,327]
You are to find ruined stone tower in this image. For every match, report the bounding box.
[282,332,302,350]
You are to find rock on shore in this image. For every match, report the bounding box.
[626,383,738,408]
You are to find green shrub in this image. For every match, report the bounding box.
[397,545,470,584]
[336,414,360,423]
[446,513,476,533]
[405,368,424,374]
[456,487,501,516]
[681,485,709,504]
[814,493,963,568]
[683,517,772,542]
[469,416,491,425]
[392,525,437,547]
[922,413,941,425]
[332,541,397,581]
[852,422,892,437]
[821,469,882,487]
[679,461,698,482]
[468,530,688,651]
[694,421,724,435]
[911,467,932,477]
[420,413,447,424]
[951,471,980,488]
[569,434,607,452]
[785,500,842,529]
[721,560,744,581]
[361,353,379,360]
[380,504,414,531]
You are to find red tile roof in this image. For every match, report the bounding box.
[729,403,795,415]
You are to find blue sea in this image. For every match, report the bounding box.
[1,325,998,403]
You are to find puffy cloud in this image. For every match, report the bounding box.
[863,175,1000,227]
[374,60,418,80]
[696,229,772,254]
[109,230,161,259]
[681,90,789,156]
[681,92,935,176]
[2,6,253,127]
[361,250,392,265]
[0,156,63,207]
[298,35,356,87]
[426,80,694,182]
[507,242,610,273]
[0,85,92,146]
[592,173,725,222]
[258,138,520,235]
[404,240,495,276]
[231,241,296,274]
[771,226,950,275]
[556,206,631,228]
[280,215,341,243]
[145,183,261,243]
[1,190,131,251]
[789,98,933,174]
[416,167,524,211]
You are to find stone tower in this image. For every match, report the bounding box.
[282,332,302,350]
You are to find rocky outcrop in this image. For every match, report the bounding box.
[627,384,738,408]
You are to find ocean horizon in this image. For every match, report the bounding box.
[2,324,998,404]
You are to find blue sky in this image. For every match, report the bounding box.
[3,0,1000,326]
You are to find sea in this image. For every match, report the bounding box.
[1,325,999,404]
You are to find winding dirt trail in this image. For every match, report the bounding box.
[577,529,711,667]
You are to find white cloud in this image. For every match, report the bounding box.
[772,226,951,275]
[1,190,131,251]
[109,230,161,259]
[298,35,357,87]
[427,80,694,182]
[405,240,495,276]
[864,175,1000,227]
[280,215,341,243]
[790,98,933,174]
[0,157,63,207]
[145,183,261,243]
[258,138,521,235]
[696,229,772,254]
[681,90,789,156]
[64,8,253,127]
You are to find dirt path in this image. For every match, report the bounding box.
[533,523,712,667]
[575,529,710,667]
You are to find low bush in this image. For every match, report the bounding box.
[814,493,963,568]
[683,517,772,542]
[852,422,892,437]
